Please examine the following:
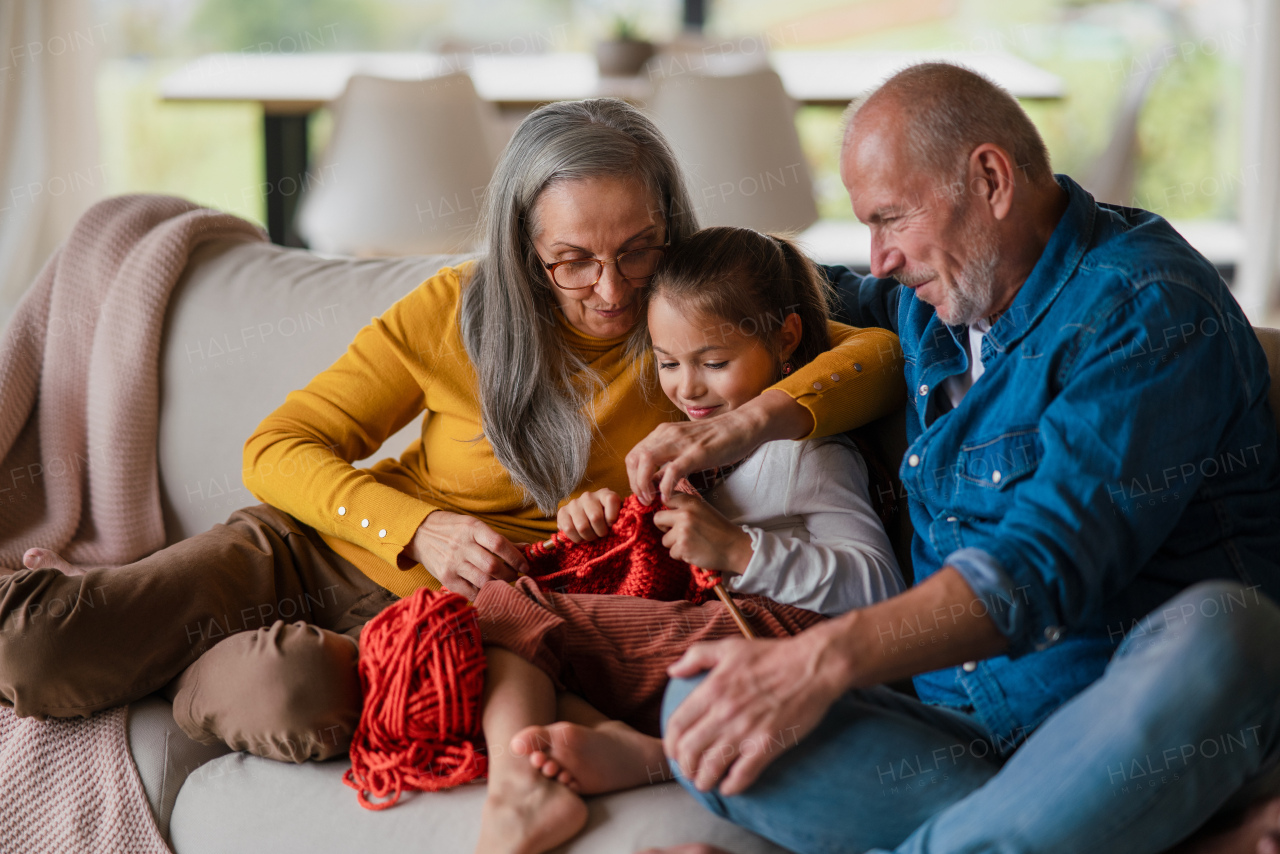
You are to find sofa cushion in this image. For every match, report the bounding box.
[157,241,467,543]
[127,696,233,843]
[169,752,789,854]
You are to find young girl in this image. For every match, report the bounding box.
[558,225,902,616]
[473,227,903,854]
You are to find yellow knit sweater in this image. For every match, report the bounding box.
[243,262,904,598]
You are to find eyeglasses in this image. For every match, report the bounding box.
[541,245,668,291]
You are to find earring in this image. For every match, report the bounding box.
[782,361,794,376]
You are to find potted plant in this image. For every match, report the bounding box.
[595,15,655,77]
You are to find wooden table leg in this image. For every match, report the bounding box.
[263,112,310,247]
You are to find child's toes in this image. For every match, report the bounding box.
[511,725,551,758]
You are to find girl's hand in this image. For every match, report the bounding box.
[557,488,622,543]
[652,494,753,573]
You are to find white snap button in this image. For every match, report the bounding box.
[947,516,957,522]
[962,661,977,672]
[992,470,1002,484]
[830,373,841,382]
[378,529,387,538]
[919,384,929,396]
[1044,626,1062,642]
[361,519,369,528]
[854,363,862,372]
[908,454,920,467]
[813,382,823,390]
[338,506,346,516]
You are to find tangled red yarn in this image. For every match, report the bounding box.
[345,492,722,810]
[523,494,720,601]
[343,587,488,810]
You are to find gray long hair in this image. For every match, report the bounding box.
[460,98,699,514]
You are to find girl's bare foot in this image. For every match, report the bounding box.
[475,771,587,854]
[475,648,589,854]
[1171,796,1280,854]
[511,720,671,795]
[21,548,85,575]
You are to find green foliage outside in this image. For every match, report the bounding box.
[98,61,264,225]
[185,0,391,53]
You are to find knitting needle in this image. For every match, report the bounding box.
[709,578,757,640]
[537,537,755,639]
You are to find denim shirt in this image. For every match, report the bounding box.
[825,175,1280,752]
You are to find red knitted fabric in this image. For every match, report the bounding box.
[523,494,720,602]
[344,587,487,810]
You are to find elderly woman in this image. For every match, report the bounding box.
[2,98,902,763]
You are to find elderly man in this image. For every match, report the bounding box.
[653,63,1280,854]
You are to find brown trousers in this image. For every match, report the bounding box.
[0,504,398,762]
[474,577,827,737]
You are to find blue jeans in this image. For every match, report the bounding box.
[661,582,1280,854]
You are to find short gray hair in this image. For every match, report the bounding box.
[460,98,699,514]
[845,62,1053,188]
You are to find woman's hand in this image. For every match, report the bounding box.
[652,494,753,574]
[627,390,814,504]
[401,510,528,599]
[557,488,622,543]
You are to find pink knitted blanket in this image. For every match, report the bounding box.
[0,194,264,567]
[0,706,169,852]
[0,195,266,852]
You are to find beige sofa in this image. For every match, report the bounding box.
[125,238,792,854]
[126,237,1280,852]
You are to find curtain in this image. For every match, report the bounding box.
[0,0,100,332]
[1236,0,1280,323]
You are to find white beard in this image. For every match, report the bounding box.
[935,206,1000,326]
[937,252,998,325]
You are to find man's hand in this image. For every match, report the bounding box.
[663,626,850,796]
[653,494,753,573]
[627,390,814,504]
[400,510,527,599]
[661,568,1011,796]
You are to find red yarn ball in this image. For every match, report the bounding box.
[344,587,488,810]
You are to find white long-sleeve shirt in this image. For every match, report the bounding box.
[703,436,904,616]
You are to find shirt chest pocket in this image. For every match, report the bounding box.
[957,428,1044,491]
